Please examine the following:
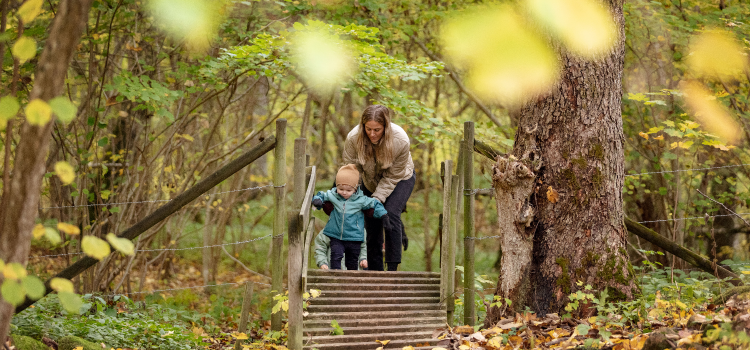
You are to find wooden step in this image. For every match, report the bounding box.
[307,275,439,285]
[307,303,444,313]
[303,337,437,350]
[306,330,434,345]
[304,309,445,321]
[307,269,440,279]
[303,323,444,336]
[315,290,440,298]
[307,283,438,292]
[310,296,439,305]
[304,316,446,329]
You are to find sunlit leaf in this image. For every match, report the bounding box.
[49,97,77,123]
[526,0,617,58]
[680,81,741,144]
[54,161,75,185]
[146,0,228,52]
[106,233,134,256]
[44,227,61,244]
[1,279,26,306]
[32,224,45,239]
[58,291,82,314]
[18,0,43,23]
[0,96,20,127]
[25,98,51,126]
[309,289,321,298]
[50,278,74,293]
[4,262,27,280]
[441,5,558,106]
[82,235,111,260]
[231,333,249,340]
[57,222,80,235]
[687,30,746,80]
[22,275,46,300]
[291,27,356,96]
[12,36,36,63]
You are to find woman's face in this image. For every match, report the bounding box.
[364,120,385,144]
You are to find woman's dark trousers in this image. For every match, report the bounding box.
[362,172,416,271]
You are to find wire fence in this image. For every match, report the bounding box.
[101,280,274,298]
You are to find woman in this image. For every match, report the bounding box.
[343,104,415,271]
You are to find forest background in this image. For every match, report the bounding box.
[1,0,750,349]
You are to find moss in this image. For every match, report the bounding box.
[562,148,570,160]
[597,254,629,285]
[10,335,48,350]
[583,251,600,267]
[607,287,628,302]
[590,144,604,161]
[592,168,603,193]
[556,257,571,294]
[58,336,101,350]
[571,157,587,169]
[562,169,581,192]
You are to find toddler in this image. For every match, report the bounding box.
[312,164,387,270]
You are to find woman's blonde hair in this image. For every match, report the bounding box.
[356,105,395,169]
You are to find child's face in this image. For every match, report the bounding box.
[337,185,355,200]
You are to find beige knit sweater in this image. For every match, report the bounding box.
[342,123,414,203]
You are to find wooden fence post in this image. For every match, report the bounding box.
[440,160,453,324]
[448,174,459,326]
[463,122,475,326]
[287,138,307,350]
[271,119,287,331]
[234,283,255,350]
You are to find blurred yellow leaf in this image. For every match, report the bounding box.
[0,96,20,127]
[680,81,741,144]
[3,262,27,280]
[25,98,51,126]
[653,135,664,141]
[401,346,415,350]
[57,222,80,235]
[50,277,74,293]
[441,5,558,106]
[309,289,321,298]
[376,340,390,345]
[231,333,248,340]
[106,233,135,256]
[687,30,746,80]
[638,132,649,140]
[525,0,617,58]
[44,227,61,244]
[546,186,559,203]
[54,161,76,185]
[12,36,36,63]
[18,0,43,23]
[147,0,228,52]
[82,235,111,260]
[291,28,356,96]
[73,347,83,350]
[32,224,45,239]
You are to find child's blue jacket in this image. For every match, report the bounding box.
[313,186,387,242]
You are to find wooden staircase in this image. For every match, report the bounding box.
[303,269,446,350]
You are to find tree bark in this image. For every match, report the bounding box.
[0,0,93,341]
[485,0,634,325]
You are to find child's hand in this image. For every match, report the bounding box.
[322,201,334,216]
[312,197,323,208]
[360,260,368,269]
[320,264,329,270]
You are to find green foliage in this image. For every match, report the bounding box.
[329,319,344,335]
[12,294,205,350]
[9,335,48,350]
[57,336,100,350]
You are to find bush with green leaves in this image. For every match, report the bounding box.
[12,294,206,350]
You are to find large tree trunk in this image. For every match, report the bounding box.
[485,0,634,324]
[0,0,93,341]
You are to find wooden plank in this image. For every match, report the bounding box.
[299,166,317,227]
[288,137,308,349]
[448,174,459,326]
[301,218,316,291]
[440,161,452,307]
[271,119,287,331]
[463,122,476,326]
[234,283,255,350]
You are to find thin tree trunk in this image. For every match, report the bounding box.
[485,0,634,324]
[0,0,94,341]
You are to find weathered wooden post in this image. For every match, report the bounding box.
[463,122,476,326]
[271,119,287,331]
[234,283,255,350]
[448,174,459,326]
[287,138,307,350]
[440,160,453,324]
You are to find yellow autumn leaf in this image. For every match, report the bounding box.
[687,30,746,80]
[291,29,356,96]
[546,186,559,203]
[653,135,664,141]
[401,346,415,350]
[309,289,321,298]
[57,222,80,235]
[25,98,51,126]
[281,300,288,312]
[231,333,248,340]
[3,262,27,280]
[638,132,649,140]
[741,271,750,275]
[82,235,111,260]
[32,224,45,239]
[106,233,134,256]
[680,81,741,144]
[18,0,43,23]
[50,277,74,293]
[12,36,36,63]
[376,340,390,345]
[54,161,75,185]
